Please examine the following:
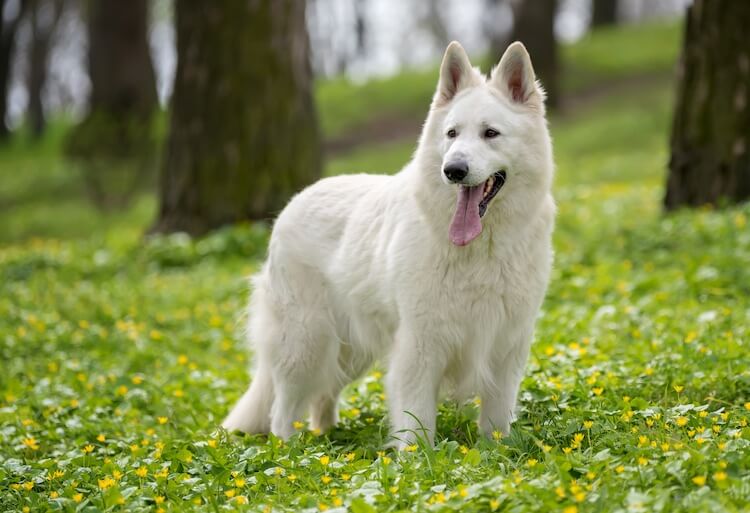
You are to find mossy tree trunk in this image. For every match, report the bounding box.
[65,0,158,209]
[510,0,559,109]
[665,1,750,209]
[86,0,156,119]
[152,0,321,236]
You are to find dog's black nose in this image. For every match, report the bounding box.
[443,162,469,183]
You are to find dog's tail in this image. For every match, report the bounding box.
[223,270,276,434]
[222,365,274,434]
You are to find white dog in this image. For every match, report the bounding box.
[223,41,555,448]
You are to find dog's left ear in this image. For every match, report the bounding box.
[491,42,544,107]
[435,41,475,107]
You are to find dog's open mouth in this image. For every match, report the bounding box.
[449,170,507,247]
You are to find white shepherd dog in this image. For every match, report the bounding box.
[223,41,555,448]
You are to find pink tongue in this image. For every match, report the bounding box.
[449,184,484,246]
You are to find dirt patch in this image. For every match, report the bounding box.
[324,70,676,158]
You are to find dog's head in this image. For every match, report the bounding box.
[426,41,553,246]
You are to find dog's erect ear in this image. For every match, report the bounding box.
[491,42,543,106]
[435,41,474,106]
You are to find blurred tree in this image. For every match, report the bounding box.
[665,1,750,209]
[591,0,618,28]
[64,0,158,209]
[0,0,28,140]
[152,1,321,235]
[510,0,559,108]
[26,0,64,138]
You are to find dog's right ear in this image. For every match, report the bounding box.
[434,41,474,107]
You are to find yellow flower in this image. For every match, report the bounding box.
[692,476,706,486]
[82,444,94,454]
[96,434,106,442]
[319,455,330,466]
[23,481,34,491]
[113,470,123,480]
[583,420,593,429]
[207,439,217,448]
[638,457,648,466]
[234,496,248,504]
[592,387,603,396]
[563,447,572,454]
[713,471,727,482]
[615,465,625,473]
[131,375,144,385]
[382,456,392,465]
[116,385,128,396]
[224,489,236,498]
[492,430,503,440]
[157,416,168,425]
[22,437,39,450]
[234,477,246,487]
[526,458,538,468]
[345,452,356,461]
[293,421,305,430]
[573,433,585,444]
[673,384,684,393]
[98,476,115,490]
[321,476,332,484]
[318,502,329,511]
[135,467,148,478]
[563,506,578,513]
[490,499,500,511]
[287,474,297,482]
[341,473,350,481]
[333,497,343,507]
[178,354,189,365]
[404,444,417,452]
[73,493,83,503]
[676,416,688,427]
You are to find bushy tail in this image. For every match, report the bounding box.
[222,366,274,434]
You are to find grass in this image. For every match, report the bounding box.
[3,20,750,513]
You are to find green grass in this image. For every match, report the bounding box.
[4,20,750,513]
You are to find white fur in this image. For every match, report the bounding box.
[223,41,555,448]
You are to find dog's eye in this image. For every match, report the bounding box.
[446,129,457,138]
[484,128,500,139]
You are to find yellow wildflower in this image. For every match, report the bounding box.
[692,476,706,486]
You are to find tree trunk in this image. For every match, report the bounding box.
[591,0,618,28]
[27,0,64,139]
[86,0,156,119]
[665,1,750,210]
[510,0,559,109]
[0,0,28,140]
[152,0,322,235]
[64,0,158,209]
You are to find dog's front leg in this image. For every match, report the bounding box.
[480,337,532,438]
[386,326,447,449]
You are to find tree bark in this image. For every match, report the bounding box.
[152,0,322,235]
[665,1,750,209]
[26,0,64,139]
[0,0,28,140]
[64,0,158,209]
[591,0,618,28]
[510,0,559,109]
[86,0,157,119]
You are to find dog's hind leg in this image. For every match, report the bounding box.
[222,366,274,434]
